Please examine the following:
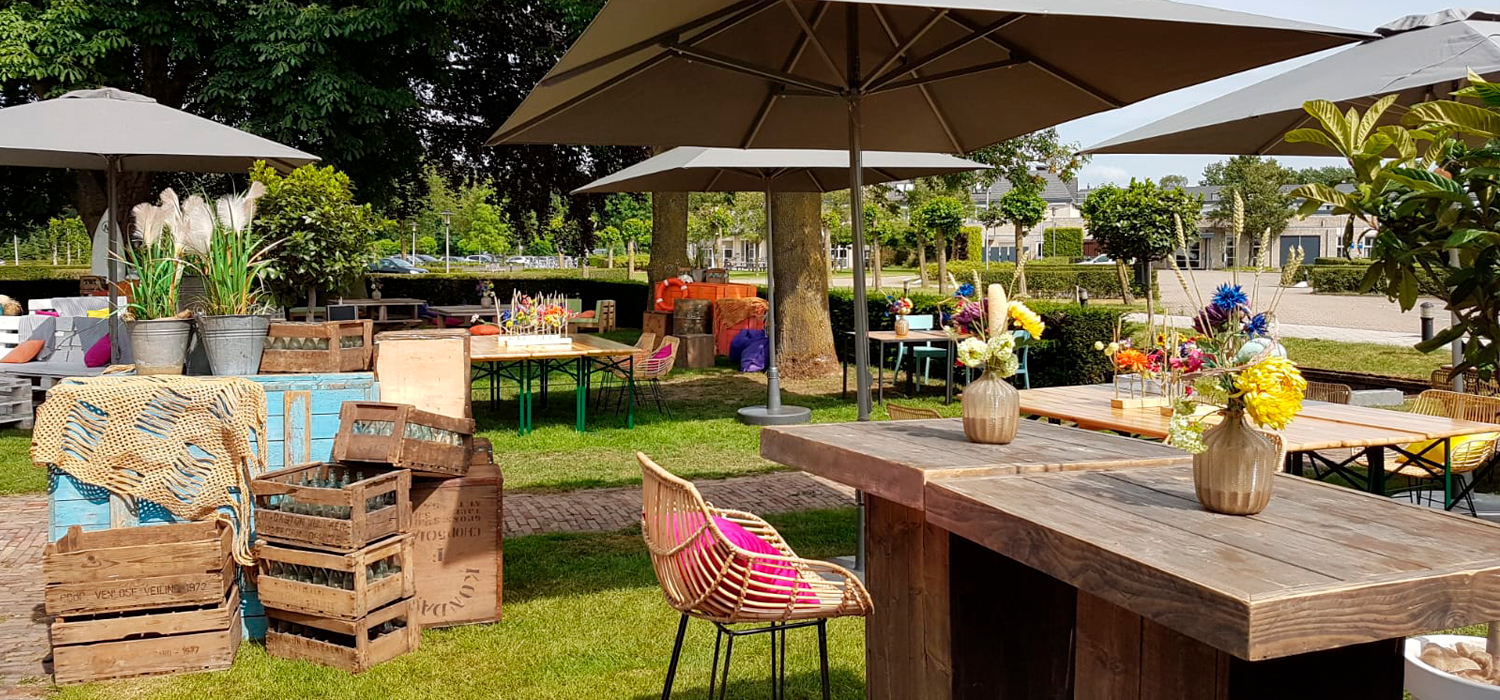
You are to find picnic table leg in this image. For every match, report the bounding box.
[945,341,954,405]
[1444,437,1454,510]
[876,339,885,405]
[626,355,635,429]
[863,495,956,700]
[575,357,586,433]
[1368,447,1386,496]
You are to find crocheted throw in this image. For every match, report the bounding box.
[32,376,268,564]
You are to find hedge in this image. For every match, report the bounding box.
[924,261,1156,298]
[828,288,1126,388]
[1307,264,1446,296]
[1041,228,1084,258]
[587,254,652,269]
[370,273,652,323]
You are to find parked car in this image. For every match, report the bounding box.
[368,257,427,274]
[414,254,438,263]
[505,256,527,265]
[1078,254,1115,265]
[466,254,495,263]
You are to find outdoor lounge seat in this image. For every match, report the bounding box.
[1382,390,1500,516]
[638,452,870,699]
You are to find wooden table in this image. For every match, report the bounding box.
[429,304,506,323]
[1020,383,1500,508]
[760,418,1190,700]
[470,334,641,434]
[842,330,956,405]
[331,297,425,322]
[925,467,1500,699]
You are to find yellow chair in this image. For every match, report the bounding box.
[1383,390,1500,515]
[638,453,870,699]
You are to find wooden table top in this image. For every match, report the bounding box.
[925,467,1500,661]
[469,333,640,362]
[845,330,951,344]
[430,304,505,318]
[332,297,425,306]
[760,418,1190,510]
[1019,384,1500,451]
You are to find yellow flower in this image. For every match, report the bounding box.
[1234,356,1306,430]
[1008,301,1045,338]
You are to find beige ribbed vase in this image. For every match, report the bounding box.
[962,371,1019,444]
[1193,408,1278,515]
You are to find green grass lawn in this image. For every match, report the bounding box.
[0,429,41,496]
[47,508,865,700]
[1280,338,1447,380]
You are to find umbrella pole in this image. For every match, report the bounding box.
[848,10,872,424]
[106,156,122,364]
[763,182,782,412]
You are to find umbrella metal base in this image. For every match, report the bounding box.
[737,404,812,426]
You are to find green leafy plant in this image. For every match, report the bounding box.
[200,183,279,316]
[1081,179,1202,304]
[252,163,382,311]
[912,196,968,294]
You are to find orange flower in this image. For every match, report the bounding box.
[1114,348,1150,373]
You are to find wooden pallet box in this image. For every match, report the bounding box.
[409,457,502,628]
[50,585,242,685]
[254,535,414,620]
[333,402,474,478]
[43,522,233,617]
[262,321,374,373]
[252,463,411,552]
[265,597,418,674]
[245,373,380,471]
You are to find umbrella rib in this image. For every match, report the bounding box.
[489,53,674,144]
[665,43,844,96]
[540,0,777,87]
[781,0,842,83]
[940,13,1124,108]
[743,1,833,148]
[867,10,949,82]
[869,57,1029,94]
[871,5,964,153]
[865,14,1023,92]
[705,170,727,191]
[1253,112,1315,156]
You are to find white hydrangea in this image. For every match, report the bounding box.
[957,337,989,368]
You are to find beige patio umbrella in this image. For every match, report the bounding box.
[491,0,1368,420]
[574,146,987,426]
[0,87,319,360]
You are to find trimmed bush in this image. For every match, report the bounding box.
[1312,257,1367,266]
[587,253,652,269]
[370,273,652,323]
[1041,227,1084,258]
[1307,264,1446,296]
[925,261,1156,298]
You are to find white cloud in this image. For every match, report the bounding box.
[1079,164,1131,186]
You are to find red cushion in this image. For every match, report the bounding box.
[2,339,43,363]
[578,310,596,319]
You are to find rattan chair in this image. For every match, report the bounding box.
[1382,389,1500,515]
[887,403,941,421]
[1304,381,1352,404]
[1432,367,1500,396]
[593,332,657,410]
[606,336,679,418]
[639,452,871,700]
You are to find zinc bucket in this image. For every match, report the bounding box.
[198,315,270,376]
[128,318,192,375]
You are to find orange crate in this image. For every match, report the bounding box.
[683,283,758,301]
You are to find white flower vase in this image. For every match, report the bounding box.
[962,371,1019,444]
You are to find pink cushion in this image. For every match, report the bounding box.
[651,344,674,360]
[34,310,58,317]
[668,514,812,609]
[84,334,110,368]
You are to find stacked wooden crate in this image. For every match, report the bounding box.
[251,462,419,673]
[44,522,241,684]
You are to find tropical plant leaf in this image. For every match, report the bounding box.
[1405,100,1500,139]
[1453,70,1500,108]
[1301,100,1353,151]
[1375,125,1417,161]
[1357,94,1400,143]
[1283,128,1342,155]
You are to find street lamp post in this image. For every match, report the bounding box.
[441,211,454,274]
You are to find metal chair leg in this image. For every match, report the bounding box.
[768,622,778,700]
[719,632,735,700]
[661,613,689,700]
[818,620,830,700]
[707,625,723,700]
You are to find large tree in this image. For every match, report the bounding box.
[912,196,967,295]
[771,192,837,378]
[997,187,1047,295]
[1081,179,1202,305]
[1201,156,1296,266]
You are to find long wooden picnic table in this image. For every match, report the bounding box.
[1018,383,1500,508]
[760,418,1191,700]
[926,467,1500,698]
[469,334,642,434]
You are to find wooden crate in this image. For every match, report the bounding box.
[50,585,242,685]
[265,597,418,674]
[43,522,233,617]
[410,460,502,628]
[261,321,374,373]
[254,535,414,620]
[333,402,475,478]
[675,333,716,369]
[643,311,673,340]
[252,463,411,552]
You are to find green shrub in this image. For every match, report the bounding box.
[1308,264,1446,295]
[962,225,982,262]
[1041,227,1084,258]
[587,253,651,269]
[1312,257,1368,266]
[0,265,89,281]
[371,273,651,322]
[925,261,1156,298]
[826,289,1126,388]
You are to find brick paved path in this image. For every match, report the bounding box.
[0,472,854,693]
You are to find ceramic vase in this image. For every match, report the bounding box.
[962,371,1019,444]
[1193,408,1278,515]
[894,316,909,337]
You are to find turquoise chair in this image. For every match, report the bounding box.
[916,329,1032,389]
[891,314,936,383]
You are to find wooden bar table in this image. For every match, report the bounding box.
[469,334,642,434]
[760,418,1191,700]
[925,467,1500,699]
[841,330,956,404]
[331,297,426,322]
[1020,383,1500,508]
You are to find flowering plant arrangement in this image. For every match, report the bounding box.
[886,295,913,317]
[476,280,495,301]
[489,290,573,336]
[942,273,1044,378]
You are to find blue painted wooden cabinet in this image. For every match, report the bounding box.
[46,372,379,639]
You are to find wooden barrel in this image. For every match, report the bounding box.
[674,298,712,336]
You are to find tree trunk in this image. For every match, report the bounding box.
[649,191,690,289]
[1114,259,1135,305]
[871,237,882,292]
[305,287,318,322]
[937,234,949,295]
[608,248,614,268]
[917,244,928,289]
[1014,222,1029,297]
[772,192,837,378]
[628,240,637,276]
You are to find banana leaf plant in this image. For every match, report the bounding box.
[1288,72,1500,376]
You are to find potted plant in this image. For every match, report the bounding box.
[123,191,196,375]
[942,274,1044,444]
[197,183,277,375]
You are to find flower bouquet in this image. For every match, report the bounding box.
[943,273,1045,445]
[887,295,914,336]
[474,290,574,346]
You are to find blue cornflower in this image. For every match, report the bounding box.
[1211,283,1249,311]
[1243,313,1269,338]
[956,283,975,299]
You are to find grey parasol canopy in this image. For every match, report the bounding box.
[575,146,986,426]
[1086,9,1500,156]
[492,0,1369,421]
[0,88,319,361]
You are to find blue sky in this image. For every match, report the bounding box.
[1062,0,1462,188]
